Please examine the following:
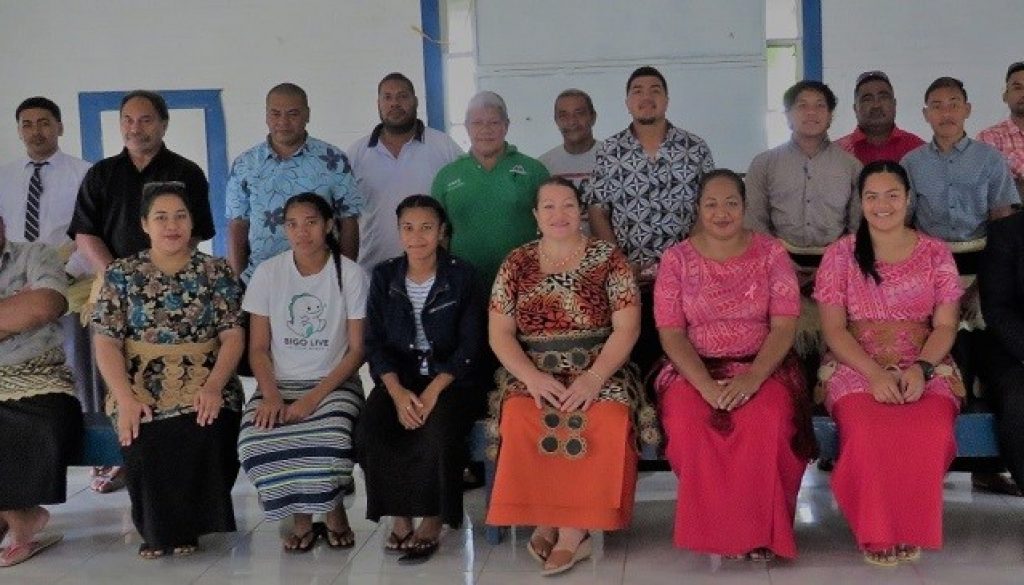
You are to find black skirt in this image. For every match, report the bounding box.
[0,393,82,509]
[122,409,241,547]
[356,376,474,528]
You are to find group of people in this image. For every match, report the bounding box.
[0,59,1023,575]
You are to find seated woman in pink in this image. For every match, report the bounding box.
[654,169,815,561]
[815,160,963,567]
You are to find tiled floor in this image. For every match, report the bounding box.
[4,466,1024,584]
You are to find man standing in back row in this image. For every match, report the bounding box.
[226,83,361,284]
[977,61,1024,197]
[348,72,461,271]
[836,70,925,165]
[585,66,715,376]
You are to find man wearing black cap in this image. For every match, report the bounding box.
[836,71,925,164]
[977,62,1024,196]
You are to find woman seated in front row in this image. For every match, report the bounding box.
[237,193,368,553]
[92,182,245,558]
[486,177,659,577]
[0,221,82,567]
[815,160,963,566]
[653,168,815,561]
[357,195,483,564]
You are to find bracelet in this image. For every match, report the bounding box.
[583,369,604,384]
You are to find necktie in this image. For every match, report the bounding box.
[24,161,48,242]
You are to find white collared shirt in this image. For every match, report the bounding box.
[0,149,92,275]
[348,122,462,270]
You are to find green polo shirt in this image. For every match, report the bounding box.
[431,144,549,291]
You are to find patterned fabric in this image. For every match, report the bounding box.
[652,233,800,357]
[977,118,1024,181]
[225,135,363,283]
[0,349,73,402]
[485,239,659,457]
[237,378,364,520]
[0,241,68,369]
[584,124,715,266]
[91,249,244,419]
[813,234,964,411]
[24,161,46,242]
[835,126,925,165]
[902,136,1020,241]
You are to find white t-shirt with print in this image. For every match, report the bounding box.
[243,250,369,381]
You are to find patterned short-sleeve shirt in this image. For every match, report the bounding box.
[225,135,362,283]
[92,249,244,417]
[653,232,799,358]
[584,123,715,266]
[489,238,638,335]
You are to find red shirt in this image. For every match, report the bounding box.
[835,126,926,164]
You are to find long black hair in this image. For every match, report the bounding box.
[283,192,344,292]
[853,160,912,284]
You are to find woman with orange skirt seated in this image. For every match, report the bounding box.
[485,177,659,576]
[815,160,964,566]
[653,169,815,561]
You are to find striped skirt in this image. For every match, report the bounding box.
[237,378,364,520]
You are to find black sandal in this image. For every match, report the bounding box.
[138,542,166,559]
[283,529,319,553]
[315,521,355,549]
[385,530,414,554]
[397,537,438,565]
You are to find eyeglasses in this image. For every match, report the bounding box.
[141,180,186,198]
[538,408,587,459]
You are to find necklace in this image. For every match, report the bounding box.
[539,237,586,271]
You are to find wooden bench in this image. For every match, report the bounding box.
[475,412,1001,545]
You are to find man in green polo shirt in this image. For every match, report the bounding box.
[431,91,549,293]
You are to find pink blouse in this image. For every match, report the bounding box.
[654,233,800,358]
[813,233,962,321]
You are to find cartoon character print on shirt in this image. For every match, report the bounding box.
[286,292,328,338]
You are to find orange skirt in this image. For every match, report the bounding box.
[486,395,637,529]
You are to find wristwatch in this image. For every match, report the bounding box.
[914,360,936,381]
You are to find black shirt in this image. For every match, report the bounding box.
[68,144,215,259]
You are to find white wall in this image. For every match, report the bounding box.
[473,0,768,170]
[0,0,426,165]
[822,0,1023,143]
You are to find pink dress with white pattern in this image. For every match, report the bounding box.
[652,232,809,558]
[813,233,964,412]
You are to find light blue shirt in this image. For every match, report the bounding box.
[225,135,363,282]
[902,136,1020,242]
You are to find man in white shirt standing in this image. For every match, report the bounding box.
[538,88,599,193]
[0,97,91,270]
[348,72,462,271]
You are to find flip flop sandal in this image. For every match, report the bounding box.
[314,522,355,550]
[172,540,199,557]
[91,469,126,494]
[283,529,319,554]
[138,542,167,560]
[397,538,438,565]
[863,548,899,568]
[972,474,1023,496]
[896,545,922,562]
[541,534,592,576]
[1,534,64,568]
[748,548,776,562]
[384,531,414,554]
[528,533,556,564]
